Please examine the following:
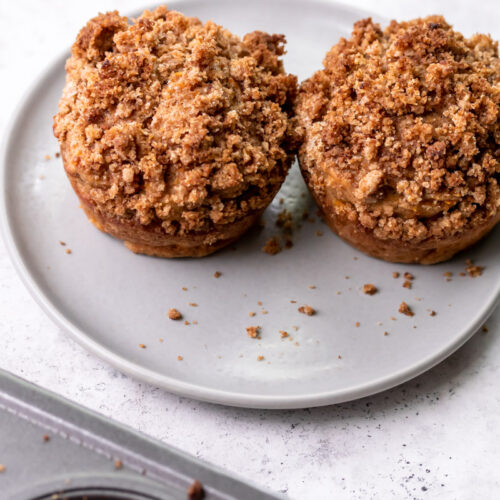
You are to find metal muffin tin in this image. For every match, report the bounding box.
[0,368,278,499]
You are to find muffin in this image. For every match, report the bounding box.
[54,7,297,257]
[296,17,500,264]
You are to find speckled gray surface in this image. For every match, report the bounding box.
[1,1,500,498]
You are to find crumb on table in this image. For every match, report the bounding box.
[362,283,378,295]
[187,480,205,500]
[298,305,315,316]
[399,301,414,317]
[246,326,261,339]
[262,236,282,255]
[168,308,182,320]
[213,271,221,278]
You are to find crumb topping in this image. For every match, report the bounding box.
[262,236,282,254]
[54,7,298,238]
[297,16,500,244]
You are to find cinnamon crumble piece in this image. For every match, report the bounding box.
[213,271,221,278]
[246,326,261,339]
[177,355,183,361]
[362,284,378,295]
[392,272,400,279]
[257,355,265,361]
[465,260,484,277]
[429,310,437,317]
[280,330,289,338]
[114,460,123,469]
[65,249,72,254]
[403,273,414,281]
[402,280,412,289]
[138,344,146,349]
[43,434,50,442]
[399,302,414,317]
[168,308,182,320]
[355,321,360,327]
[249,311,256,317]
[262,236,282,255]
[188,302,198,307]
[298,305,315,316]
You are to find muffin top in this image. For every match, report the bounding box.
[297,16,500,243]
[54,7,297,235]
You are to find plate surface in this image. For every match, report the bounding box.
[2,0,499,409]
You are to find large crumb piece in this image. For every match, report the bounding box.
[362,284,378,295]
[465,260,484,277]
[402,280,412,289]
[262,236,282,255]
[188,480,205,500]
[168,308,182,320]
[257,355,265,361]
[246,326,261,339]
[298,305,315,316]
[398,302,414,317]
[280,330,289,338]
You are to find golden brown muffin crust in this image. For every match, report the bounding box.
[54,7,297,245]
[296,16,500,246]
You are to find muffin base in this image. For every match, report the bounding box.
[300,165,500,265]
[70,179,260,258]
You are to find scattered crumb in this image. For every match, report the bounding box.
[261,309,268,315]
[249,311,256,317]
[482,325,489,333]
[279,197,284,205]
[316,230,323,237]
[355,321,360,327]
[246,326,261,339]
[177,355,183,361]
[353,256,358,260]
[188,302,198,307]
[55,151,60,158]
[362,283,378,295]
[345,276,350,280]
[337,355,342,359]
[390,316,396,321]
[44,154,51,160]
[429,310,437,317]
[213,271,221,278]
[294,341,300,346]
[168,308,182,320]
[377,321,382,326]
[459,272,466,277]
[402,280,412,289]
[257,301,263,306]
[65,249,72,254]
[292,326,298,331]
[187,480,205,500]
[444,272,452,278]
[43,434,50,442]
[308,285,316,289]
[403,272,414,281]
[280,330,289,338]
[262,236,282,255]
[59,241,66,246]
[257,355,265,361]
[276,209,293,232]
[465,259,484,277]
[138,344,146,349]
[290,300,297,304]
[0,465,5,473]
[114,460,123,470]
[393,272,400,279]
[184,320,191,326]
[399,302,414,317]
[192,320,198,325]
[182,287,188,291]
[298,305,315,316]
[284,238,294,249]
[159,338,164,342]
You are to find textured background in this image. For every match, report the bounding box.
[1,1,499,498]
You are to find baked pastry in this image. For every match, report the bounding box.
[296,17,500,264]
[54,7,297,257]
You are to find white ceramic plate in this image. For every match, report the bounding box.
[2,0,499,409]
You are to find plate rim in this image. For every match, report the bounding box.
[1,0,499,409]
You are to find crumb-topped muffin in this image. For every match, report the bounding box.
[296,16,500,264]
[54,7,297,257]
